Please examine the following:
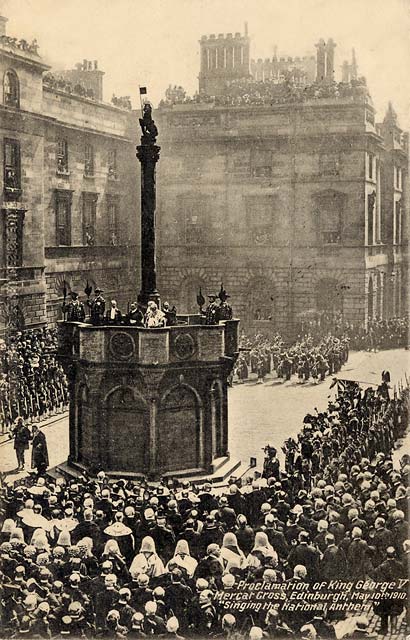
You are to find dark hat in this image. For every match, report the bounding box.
[95,289,103,294]
[70,292,79,299]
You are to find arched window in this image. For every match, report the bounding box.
[4,70,19,107]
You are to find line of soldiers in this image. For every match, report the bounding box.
[234,333,349,384]
[0,329,69,432]
[63,290,177,328]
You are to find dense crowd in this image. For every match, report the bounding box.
[159,78,369,109]
[0,376,408,638]
[347,319,409,352]
[234,334,349,385]
[0,329,69,432]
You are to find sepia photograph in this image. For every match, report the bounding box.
[0,0,409,638]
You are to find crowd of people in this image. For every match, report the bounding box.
[0,376,408,638]
[234,334,349,385]
[159,78,369,109]
[346,319,409,352]
[0,329,69,433]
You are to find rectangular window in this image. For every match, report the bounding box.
[55,190,72,246]
[251,149,272,177]
[108,149,117,179]
[319,154,341,177]
[82,192,98,245]
[107,196,119,245]
[368,153,374,180]
[57,139,69,174]
[4,138,21,195]
[178,194,210,244]
[396,167,402,190]
[245,196,275,245]
[84,144,94,176]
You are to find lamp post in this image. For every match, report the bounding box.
[136,102,161,308]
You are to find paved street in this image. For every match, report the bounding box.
[0,349,408,483]
[228,348,410,468]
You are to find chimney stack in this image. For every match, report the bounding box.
[315,38,326,82]
[325,38,336,82]
[0,15,7,37]
[342,60,349,82]
[350,48,358,80]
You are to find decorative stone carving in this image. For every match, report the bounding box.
[109,331,135,360]
[174,332,195,360]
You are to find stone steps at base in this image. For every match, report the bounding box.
[47,456,245,488]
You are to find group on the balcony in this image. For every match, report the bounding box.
[63,290,177,328]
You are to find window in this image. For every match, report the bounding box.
[84,144,94,176]
[108,149,117,179]
[245,196,275,245]
[319,154,341,177]
[82,192,98,245]
[55,190,72,246]
[107,196,119,245]
[4,70,19,107]
[248,278,274,322]
[57,139,69,174]
[312,190,345,246]
[178,194,210,244]
[367,191,376,245]
[4,139,21,197]
[368,153,374,180]
[396,167,402,190]
[251,149,272,177]
[394,200,401,245]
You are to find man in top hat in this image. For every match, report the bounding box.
[203,295,219,325]
[88,289,105,326]
[64,292,86,322]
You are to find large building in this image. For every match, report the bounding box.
[0,16,139,334]
[156,29,408,335]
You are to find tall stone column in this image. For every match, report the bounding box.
[136,104,161,307]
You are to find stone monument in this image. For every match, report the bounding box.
[57,97,240,482]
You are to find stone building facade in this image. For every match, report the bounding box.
[0,16,139,334]
[156,32,408,336]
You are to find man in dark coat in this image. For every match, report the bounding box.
[320,533,347,581]
[287,531,320,583]
[64,292,86,322]
[88,289,106,325]
[30,425,49,476]
[11,417,31,470]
